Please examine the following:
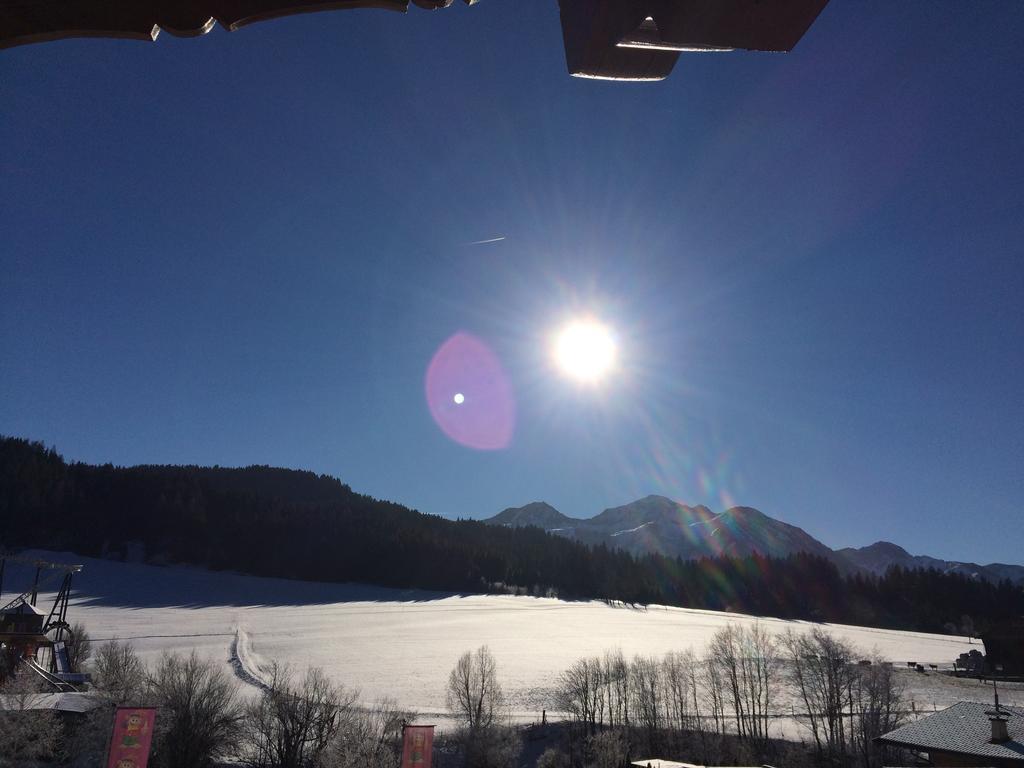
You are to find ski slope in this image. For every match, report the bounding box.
[15,550,1020,727]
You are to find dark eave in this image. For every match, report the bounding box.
[1,0,829,82]
[0,0,420,49]
[558,0,828,81]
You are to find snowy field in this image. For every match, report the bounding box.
[11,550,1023,731]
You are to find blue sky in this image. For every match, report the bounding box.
[2,2,1022,564]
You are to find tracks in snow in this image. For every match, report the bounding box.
[230,626,271,692]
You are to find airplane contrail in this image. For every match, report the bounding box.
[467,236,506,245]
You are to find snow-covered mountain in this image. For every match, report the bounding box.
[486,497,1024,583]
[836,541,1024,585]
[486,495,840,565]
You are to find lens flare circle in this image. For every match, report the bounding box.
[425,332,515,450]
[553,319,616,383]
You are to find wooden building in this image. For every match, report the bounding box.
[0,601,49,657]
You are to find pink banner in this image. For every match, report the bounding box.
[401,724,435,768]
[107,707,157,768]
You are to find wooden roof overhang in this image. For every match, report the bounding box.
[0,631,52,646]
[0,0,461,49]
[1,0,829,81]
[559,0,829,81]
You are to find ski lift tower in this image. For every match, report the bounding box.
[0,553,84,676]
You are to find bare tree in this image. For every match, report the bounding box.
[91,639,146,704]
[629,654,663,754]
[661,650,690,735]
[554,640,790,768]
[662,648,707,757]
[67,639,147,768]
[708,625,745,739]
[0,671,62,767]
[784,628,907,767]
[446,646,518,768]
[446,646,504,734]
[243,664,356,768]
[323,696,410,768]
[850,659,905,768]
[699,646,727,739]
[601,649,630,730]
[65,621,92,672]
[706,624,779,745]
[783,627,858,760]
[739,622,779,745]
[149,651,242,768]
[556,656,603,735]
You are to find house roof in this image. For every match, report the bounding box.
[2,602,45,616]
[877,701,1024,763]
[0,692,104,713]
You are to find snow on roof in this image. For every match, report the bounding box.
[0,692,104,713]
[2,602,45,616]
[877,701,1024,762]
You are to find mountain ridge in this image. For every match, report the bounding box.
[837,540,1024,585]
[485,498,1024,584]
[4,434,1024,635]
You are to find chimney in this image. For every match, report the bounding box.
[988,678,1011,743]
[989,711,1010,744]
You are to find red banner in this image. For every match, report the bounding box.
[401,724,435,768]
[107,707,157,768]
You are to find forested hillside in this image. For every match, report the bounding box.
[2,436,1022,635]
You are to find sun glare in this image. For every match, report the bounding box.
[553,319,617,383]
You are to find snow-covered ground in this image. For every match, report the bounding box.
[10,550,1022,731]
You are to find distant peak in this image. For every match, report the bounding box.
[862,540,913,557]
[493,501,562,518]
[632,494,698,511]
[510,501,558,512]
[485,501,574,528]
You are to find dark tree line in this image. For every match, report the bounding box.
[2,436,1022,634]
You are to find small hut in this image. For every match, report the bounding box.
[0,602,49,657]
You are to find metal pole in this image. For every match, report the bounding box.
[31,565,41,606]
[56,574,70,643]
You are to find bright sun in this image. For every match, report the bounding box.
[553,319,617,383]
